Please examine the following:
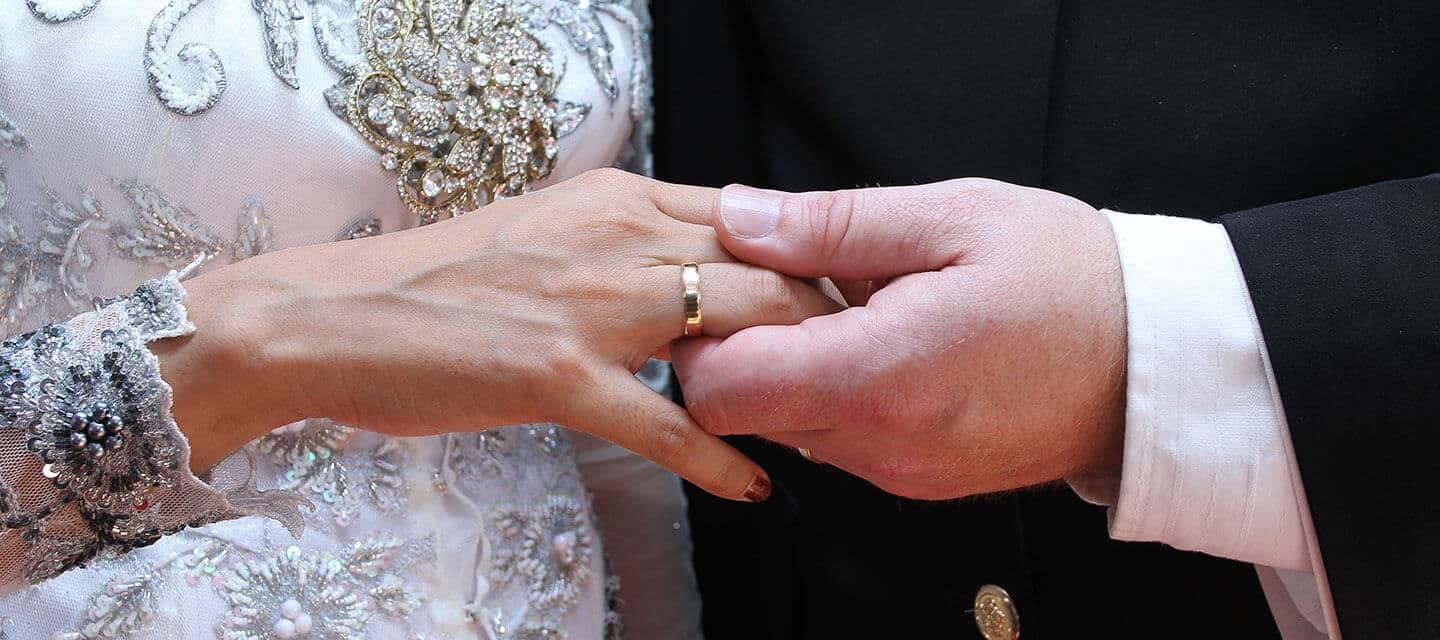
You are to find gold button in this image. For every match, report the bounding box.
[973,584,1019,640]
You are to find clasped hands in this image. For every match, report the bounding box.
[169,168,1128,504]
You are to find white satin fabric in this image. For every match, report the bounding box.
[0,1,699,638]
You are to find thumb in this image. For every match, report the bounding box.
[712,181,973,280]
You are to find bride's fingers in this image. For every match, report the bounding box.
[642,179,720,226]
[645,263,845,339]
[566,372,771,502]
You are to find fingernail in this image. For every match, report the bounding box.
[719,185,781,239]
[742,474,772,502]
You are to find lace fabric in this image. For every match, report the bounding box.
[0,1,695,637]
[0,273,307,591]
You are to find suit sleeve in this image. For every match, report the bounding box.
[1220,174,1440,639]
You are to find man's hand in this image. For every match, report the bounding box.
[670,178,1129,500]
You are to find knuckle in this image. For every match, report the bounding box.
[573,167,631,192]
[793,189,858,261]
[648,415,695,464]
[945,177,1016,219]
[684,390,736,436]
[706,455,750,498]
[745,270,802,319]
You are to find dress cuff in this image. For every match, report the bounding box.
[1076,210,1310,572]
[0,273,307,588]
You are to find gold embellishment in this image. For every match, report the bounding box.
[343,0,563,223]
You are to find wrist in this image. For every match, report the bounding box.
[152,261,306,471]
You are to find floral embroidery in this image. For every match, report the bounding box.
[141,0,360,114]
[256,0,308,89]
[492,494,593,614]
[144,0,229,115]
[310,0,367,73]
[9,323,185,516]
[0,179,270,331]
[215,535,421,639]
[255,420,409,527]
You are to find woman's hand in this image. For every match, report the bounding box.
[155,169,843,500]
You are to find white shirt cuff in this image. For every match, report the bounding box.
[1077,210,1311,571]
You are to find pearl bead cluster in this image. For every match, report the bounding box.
[272,597,314,638]
[67,402,124,461]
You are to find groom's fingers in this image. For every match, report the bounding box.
[710,180,1011,280]
[672,309,888,437]
[565,372,772,502]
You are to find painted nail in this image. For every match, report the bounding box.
[718,185,782,239]
[742,474,772,502]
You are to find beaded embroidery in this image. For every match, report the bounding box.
[0,275,308,586]
[0,112,27,150]
[25,0,101,23]
[215,535,422,639]
[333,0,645,222]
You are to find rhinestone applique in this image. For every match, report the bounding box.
[338,0,564,221]
[335,0,638,222]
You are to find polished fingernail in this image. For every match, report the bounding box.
[718,185,782,239]
[742,474,772,502]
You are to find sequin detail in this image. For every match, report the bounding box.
[256,0,307,89]
[0,275,308,586]
[255,420,409,527]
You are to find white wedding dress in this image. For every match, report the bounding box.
[0,1,701,638]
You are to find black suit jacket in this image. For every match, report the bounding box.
[652,2,1440,639]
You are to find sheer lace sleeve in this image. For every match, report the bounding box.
[0,272,306,593]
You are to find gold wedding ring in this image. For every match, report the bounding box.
[682,262,703,337]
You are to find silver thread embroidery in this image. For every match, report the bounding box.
[111,180,227,269]
[337,216,383,240]
[214,535,420,639]
[0,112,29,150]
[25,0,102,23]
[256,0,307,88]
[492,493,593,614]
[145,0,229,115]
[309,0,367,73]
